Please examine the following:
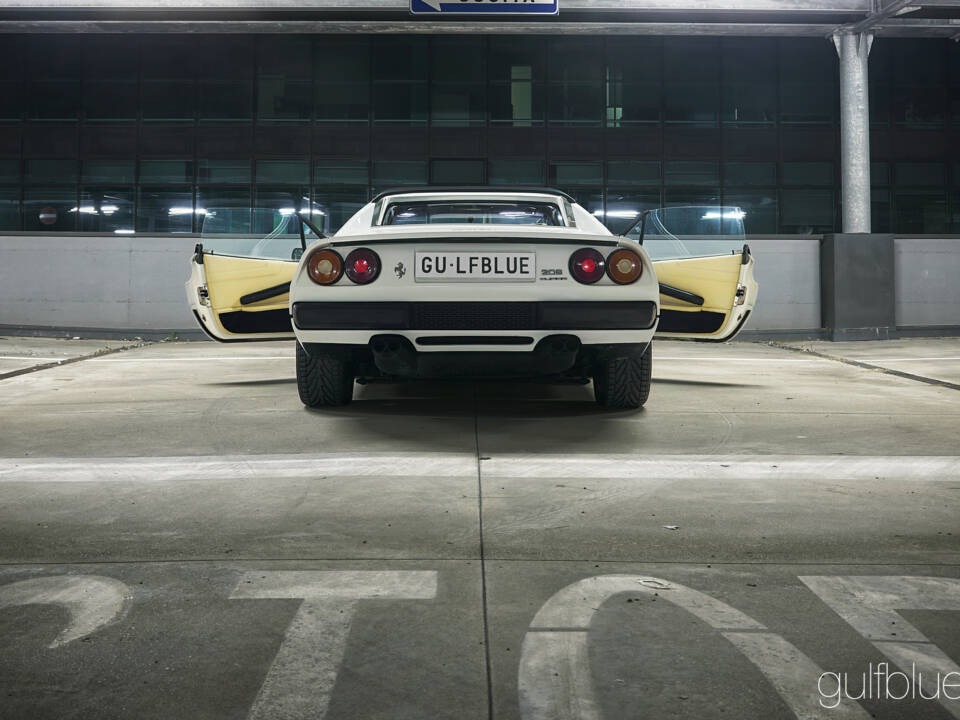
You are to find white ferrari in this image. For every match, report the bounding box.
[187,188,757,409]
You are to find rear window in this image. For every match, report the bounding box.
[382,201,565,226]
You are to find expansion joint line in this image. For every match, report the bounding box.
[0,341,153,382]
[767,342,960,392]
[473,383,495,720]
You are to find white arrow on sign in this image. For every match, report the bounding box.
[414,0,557,14]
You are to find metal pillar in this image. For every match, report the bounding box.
[833,31,873,233]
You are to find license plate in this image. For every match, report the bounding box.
[415,251,536,282]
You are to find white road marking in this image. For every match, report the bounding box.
[0,575,132,648]
[1,454,958,483]
[5,354,957,364]
[0,453,479,482]
[723,632,870,720]
[520,575,869,720]
[482,455,960,482]
[87,356,295,362]
[230,571,437,720]
[800,576,960,719]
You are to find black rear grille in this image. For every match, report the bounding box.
[292,300,657,331]
[411,302,536,331]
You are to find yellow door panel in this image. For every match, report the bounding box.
[205,254,296,314]
[198,253,297,341]
[653,251,757,341]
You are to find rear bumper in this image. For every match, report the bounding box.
[292,300,658,332]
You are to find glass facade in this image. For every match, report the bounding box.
[0,34,958,235]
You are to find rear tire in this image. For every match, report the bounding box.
[296,342,354,407]
[593,342,652,409]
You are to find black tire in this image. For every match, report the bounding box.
[593,343,652,409]
[296,342,354,407]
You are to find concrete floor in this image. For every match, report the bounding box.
[0,337,958,720]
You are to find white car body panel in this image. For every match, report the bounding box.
[186,188,757,359]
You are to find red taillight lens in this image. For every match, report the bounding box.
[606,249,643,284]
[344,248,381,285]
[569,248,606,284]
[307,249,343,285]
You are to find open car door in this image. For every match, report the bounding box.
[623,206,758,342]
[653,245,757,341]
[186,209,319,342]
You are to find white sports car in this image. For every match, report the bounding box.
[186,188,757,409]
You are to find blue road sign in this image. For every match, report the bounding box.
[411,0,558,15]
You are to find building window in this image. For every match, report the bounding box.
[431,38,486,127]
[605,38,661,127]
[136,187,194,234]
[372,160,428,188]
[607,161,660,187]
[315,38,370,125]
[258,37,312,122]
[722,38,776,126]
[780,39,836,124]
[489,159,544,185]
[780,189,834,234]
[83,38,138,122]
[893,39,946,127]
[27,36,82,121]
[490,37,545,126]
[0,187,20,230]
[142,39,196,121]
[373,38,428,125]
[431,159,484,185]
[23,187,77,232]
[665,38,719,125]
[548,39,602,126]
[197,38,253,121]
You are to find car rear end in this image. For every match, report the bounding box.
[289,226,659,382]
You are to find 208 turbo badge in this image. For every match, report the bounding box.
[540,268,566,281]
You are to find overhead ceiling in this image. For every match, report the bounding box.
[1,0,959,38]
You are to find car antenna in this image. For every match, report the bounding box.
[296,212,327,244]
[619,209,652,245]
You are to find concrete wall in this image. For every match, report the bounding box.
[0,233,956,338]
[743,236,821,333]
[894,238,960,328]
[0,234,198,334]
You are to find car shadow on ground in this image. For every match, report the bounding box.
[653,378,761,388]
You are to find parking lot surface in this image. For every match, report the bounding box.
[1,337,958,720]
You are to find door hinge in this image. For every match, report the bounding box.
[197,285,210,307]
[735,284,747,306]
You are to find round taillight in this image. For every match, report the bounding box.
[607,249,643,284]
[569,248,606,284]
[307,249,343,285]
[345,248,381,285]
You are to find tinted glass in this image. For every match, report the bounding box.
[23,188,77,232]
[383,201,564,226]
[77,187,135,233]
[0,188,19,230]
[137,186,195,233]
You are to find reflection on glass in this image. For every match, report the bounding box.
[77,188,135,233]
[137,187,195,233]
[383,201,564,226]
[638,206,747,260]
[0,189,20,230]
[200,203,320,261]
[23,188,77,232]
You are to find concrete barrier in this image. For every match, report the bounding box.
[0,232,956,340]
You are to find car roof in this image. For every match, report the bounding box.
[370,186,577,203]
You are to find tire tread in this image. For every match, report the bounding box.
[594,344,652,409]
[296,343,353,407]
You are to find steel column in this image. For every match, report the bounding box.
[833,31,873,234]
